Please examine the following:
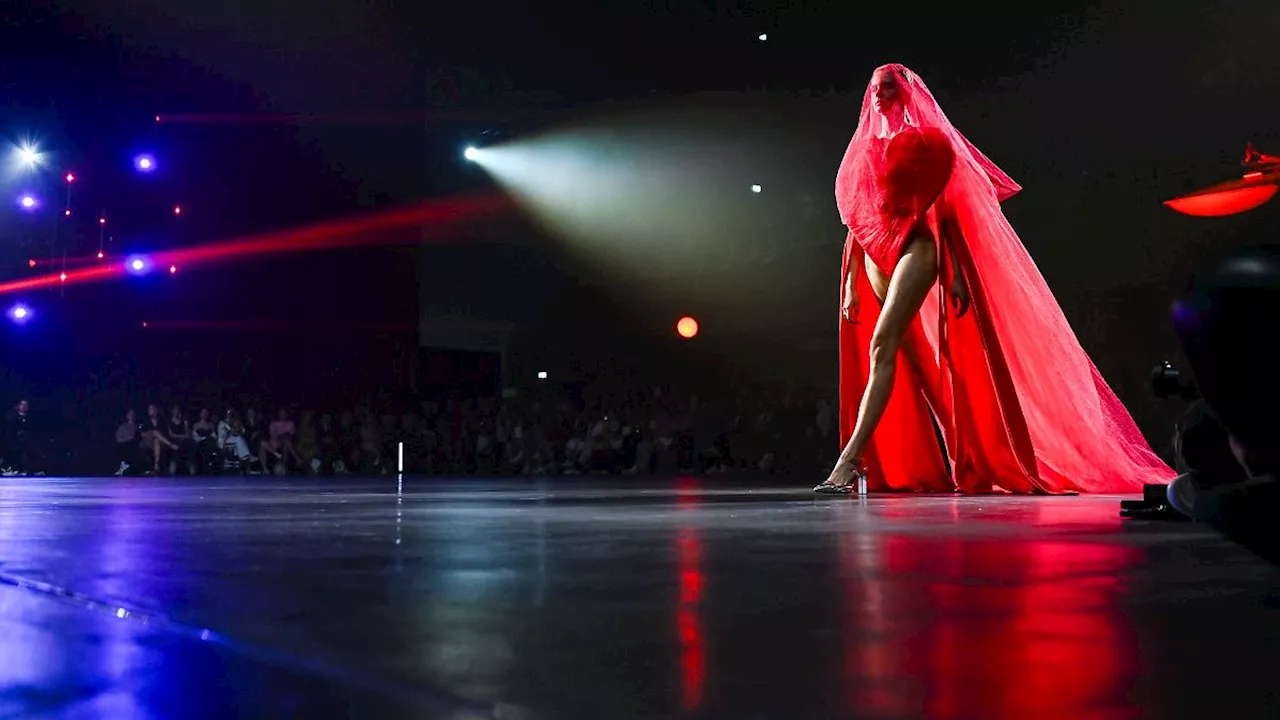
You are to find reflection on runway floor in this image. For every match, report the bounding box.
[0,476,1272,719]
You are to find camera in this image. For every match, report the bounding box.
[1151,361,1198,401]
[1121,361,1200,520]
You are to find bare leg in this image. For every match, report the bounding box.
[823,235,939,486]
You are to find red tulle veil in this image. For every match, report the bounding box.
[834,63,1172,493]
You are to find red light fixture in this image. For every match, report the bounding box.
[1165,185,1278,217]
[1167,143,1280,217]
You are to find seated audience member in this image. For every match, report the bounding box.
[244,408,266,458]
[2,398,34,476]
[262,407,302,474]
[141,404,178,474]
[358,413,384,473]
[313,414,339,474]
[216,409,254,468]
[167,405,191,474]
[191,408,217,473]
[295,410,320,474]
[114,409,143,475]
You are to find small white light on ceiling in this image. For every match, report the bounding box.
[751,184,762,193]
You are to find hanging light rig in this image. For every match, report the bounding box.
[1165,143,1280,217]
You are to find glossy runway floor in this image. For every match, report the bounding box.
[0,477,1275,719]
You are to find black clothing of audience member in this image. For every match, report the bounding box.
[167,413,190,473]
[244,409,266,459]
[191,413,217,473]
[316,415,342,474]
[1173,244,1280,564]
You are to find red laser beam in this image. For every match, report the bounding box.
[140,320,416,332]
[0,263,119,295]
[0,193,503,297]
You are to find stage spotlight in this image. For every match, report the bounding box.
[464,146,480,162]
[64,172,75,183]
[751,184,762,193]
[19,194,36,209]
[8,304,31,324]
[13,144,40,169]
[96,251,104,259]
[677,316,699,338]
[173,205,182,215]
[63,209,71,217]
[126,256,151,275]
[537,371,548,380]
[99,217,106,225]
[758,33,768,41]
[169,264,177,274]
[27,259,35,268]
[59,273,66,282]
[134,153,156,172]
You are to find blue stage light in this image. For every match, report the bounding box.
[133,153,157,173]
[7,304,32,324]
[125,256,152,275]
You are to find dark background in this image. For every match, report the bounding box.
[1,0,1277,437]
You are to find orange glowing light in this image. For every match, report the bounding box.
[677,316,699,338]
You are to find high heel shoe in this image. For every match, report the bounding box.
[814,463,867,494]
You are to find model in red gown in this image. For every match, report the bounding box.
[817,64,1173,494]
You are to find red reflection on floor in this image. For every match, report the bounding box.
[842,499,1142,720]
[676,485,706,712]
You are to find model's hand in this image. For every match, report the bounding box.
[950,273,970,318]
[842,274,858,322]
